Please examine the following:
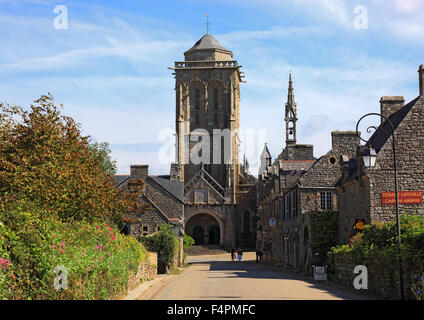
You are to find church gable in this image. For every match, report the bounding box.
[184,169,226,204]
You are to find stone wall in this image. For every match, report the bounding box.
[332,252,420,299]
[336,176,370,244]
[370,96,424,223]
[127,252,157,291]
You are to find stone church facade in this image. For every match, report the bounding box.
[115,33,257,251]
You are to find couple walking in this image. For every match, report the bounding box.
[231,247,243,262]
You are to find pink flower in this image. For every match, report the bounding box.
[51,245,56,248]
[60,243,65,248]
[95,246,99,250]
[106,224,108,227]
[53,235,57,238]
[82,253,86,256]
[83,249,86,252]
[108,253,111,257]
[87,266,91,271]
[96,225,100,229]
[94,258,97,262]
[60,249,65,254]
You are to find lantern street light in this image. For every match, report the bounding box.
[362,147,377,169]
[356,112,404,300]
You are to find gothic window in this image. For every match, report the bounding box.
[243,211,250,232]
[195,89,200,110]
[320,192,332,211]
[195,113,200,126]
[213,89,218,110]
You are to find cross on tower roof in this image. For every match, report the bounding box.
[205,14,211,34]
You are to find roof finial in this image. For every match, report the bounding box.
[205,14,211,34]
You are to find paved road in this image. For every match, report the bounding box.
[141,253,371,300]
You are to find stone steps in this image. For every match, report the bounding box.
[186,245,227,256]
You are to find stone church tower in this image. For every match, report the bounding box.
[169,33,256,250]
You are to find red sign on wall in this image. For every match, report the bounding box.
[381,191,423,205]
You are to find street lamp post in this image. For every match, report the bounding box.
[356,112,404,300]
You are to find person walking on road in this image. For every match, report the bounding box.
[231,248,235,261]
[256,249,263,263]
[236,247,243,262]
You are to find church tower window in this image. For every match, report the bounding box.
[213,88,218,110]
[195,89,200,109]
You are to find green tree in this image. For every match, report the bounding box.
[0,94,138,224]
[140,223,178,273]
[87,141,117,176]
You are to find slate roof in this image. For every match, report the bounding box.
[114,175,129,187]
[367,96,420,152]
[113,174,184,203]
[148,175,184,203]
[185,34,230,53]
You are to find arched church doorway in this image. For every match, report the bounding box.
[208,225,220,245]
[185,212,222,246]
[193,225,205,245]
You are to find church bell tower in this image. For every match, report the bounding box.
[285,73,297,145]
[169,33,245,202]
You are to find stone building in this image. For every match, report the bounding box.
[114,164,184,237]
[257,74,359,270]
[115,33,257,251]
[336,65,424,244]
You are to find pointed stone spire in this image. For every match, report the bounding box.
[285,72,298,145]
[259,143,272,176]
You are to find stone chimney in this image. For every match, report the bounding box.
[419,64,424,96]
[331,131,359,157]
[130,165,149,180]
[380,96,404,122]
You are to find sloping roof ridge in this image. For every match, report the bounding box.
[147,176,184,203]
[142,194,170,222]
[297,156,325,183]
[115,175,130,188]
[368,96,420,152]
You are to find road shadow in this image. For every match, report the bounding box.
[188,259,373,300]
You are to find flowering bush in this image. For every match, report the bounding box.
[0,199,148,300]
[0,96,150,299]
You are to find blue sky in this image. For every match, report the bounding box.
[0,0,423,176]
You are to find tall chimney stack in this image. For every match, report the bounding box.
[379,96,404,122]
[419,64,424,96]
[130,165,149,180]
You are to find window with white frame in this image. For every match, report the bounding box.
[320,192,332,211]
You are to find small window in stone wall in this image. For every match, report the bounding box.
[143,226,148,232]
[329,156,337,165]
[320,192,332,211]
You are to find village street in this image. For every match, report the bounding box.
[131,252,372,300]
